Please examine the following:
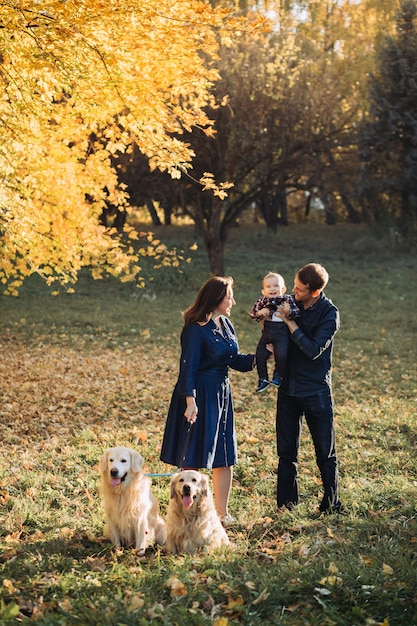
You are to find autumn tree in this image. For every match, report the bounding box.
[359,0,417,238]
[272,0,398,223]
[133,0,387,273]
[173,31,302,274]
[0,0,266,294]
[121,0,401,276]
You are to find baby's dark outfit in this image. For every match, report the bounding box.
[249,295,300,383]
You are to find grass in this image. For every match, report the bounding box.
[0,222,416,625]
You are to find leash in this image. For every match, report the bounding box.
[177,422,193,471]
[144,421,194,478]
[145,471,173,477]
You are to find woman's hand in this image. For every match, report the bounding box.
[184,397,198,424]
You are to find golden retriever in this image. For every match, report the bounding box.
[165,470,230,555]
[99,446,166,556]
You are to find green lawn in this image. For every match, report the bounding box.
[1,223,416,625]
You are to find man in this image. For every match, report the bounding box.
[276,263,342,513]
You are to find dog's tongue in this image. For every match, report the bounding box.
[182,495,193,509]
[111,477,122,487]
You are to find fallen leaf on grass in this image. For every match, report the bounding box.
[58,598,73,612]
[129,594,145,611]
[165,575,187,598]
[2,579,18,593]
[252,588,270,605]
[4,531,22,544]
[298,544,310,557]
[222,595,244,611]
[245,581,256,590]
[359,555,373,566]
[314,587,331,596]
[319,576,343,586]
[86,556,107,573]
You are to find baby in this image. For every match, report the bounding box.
[249,272,299,393]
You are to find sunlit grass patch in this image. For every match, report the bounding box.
[1,224,416,624]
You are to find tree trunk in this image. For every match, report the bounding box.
[322,192,336,225]
[276,187,288,225]
[259,195,278,232]
[146,200,162,226]
[200,196,226,275]
[206,235,225,275]
[327,149,361,223]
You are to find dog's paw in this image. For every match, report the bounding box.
[135,548,146,558]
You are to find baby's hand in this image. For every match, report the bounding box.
[276,302,290,319]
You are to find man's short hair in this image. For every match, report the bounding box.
[297,263,329,292]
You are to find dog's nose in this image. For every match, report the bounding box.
[110,469,118,477]
[183,484,191,496]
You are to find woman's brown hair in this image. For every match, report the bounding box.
[183,276,233,327]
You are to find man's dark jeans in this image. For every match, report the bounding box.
[276,389,340,511]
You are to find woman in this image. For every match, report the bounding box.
[160,276,255,526]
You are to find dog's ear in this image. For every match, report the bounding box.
[170,475,178,499]
[99,450,109,473]
[130,450,144,473]
[199,473,209,499]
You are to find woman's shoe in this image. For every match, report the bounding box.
[220,513,235,527]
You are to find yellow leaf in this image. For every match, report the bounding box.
[59,598,73,611]
[58,527,74,539]
[252,588,270,605]
[298,544,310,557]
[222,595,244,610]
[130,594,145,611]
[245,581,256,590]
[165,575,187,598]
[382,563,394,575]
[2,579,17,593]
[359,555,373,566]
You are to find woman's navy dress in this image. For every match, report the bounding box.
[160,317,254,470]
